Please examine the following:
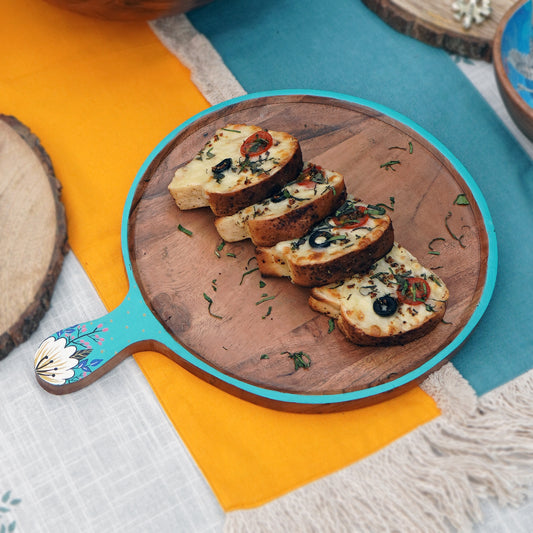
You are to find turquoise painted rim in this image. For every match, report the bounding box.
[121,89,498,406]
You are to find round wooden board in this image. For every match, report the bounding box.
[125,92,494,409]
[0,115,68,359]
[362,0,516,61]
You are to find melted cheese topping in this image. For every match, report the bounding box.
[170,124,296,195]
[315,243,449,336]
[222,163,342,227]
[271,197,388,263]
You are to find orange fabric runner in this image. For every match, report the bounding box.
[1,0,440,511]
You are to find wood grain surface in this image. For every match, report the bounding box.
[362,0,515,61]
[124,94,490,408]
[0,115,68,359]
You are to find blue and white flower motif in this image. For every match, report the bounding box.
[34,336,78,385]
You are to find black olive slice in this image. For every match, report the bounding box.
[212,157,232,174]
[373,295,399,317]
[309,230,332,248]
[270,187,287,203]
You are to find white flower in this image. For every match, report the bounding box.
[452,0,492,30]
[34,336,78,385]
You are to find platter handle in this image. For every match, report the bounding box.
[33,288,162,394]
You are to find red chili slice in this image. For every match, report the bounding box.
[331,205,369,229]
[396,277,431,306]
[296,178,318,189]
[296,164,325,188]
[240,130,273,157]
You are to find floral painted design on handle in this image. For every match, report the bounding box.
[34,323,109,386]
[33,287,169,391]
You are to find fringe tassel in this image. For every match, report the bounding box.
[224,365,533,533]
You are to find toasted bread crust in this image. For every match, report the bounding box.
[308,243,449,346]
[255,206,394,287]
[214,164,347,246]
[207,144,303,216]
[168,124,303,216]
[287,222,394,287]
[309,293,446,346]
[338,305,446,346]
[247,185,346,247]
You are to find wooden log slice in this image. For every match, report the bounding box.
[362,0,515,61]
[0,115,68,359]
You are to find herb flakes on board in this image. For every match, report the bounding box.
[428,237,446,256]
[178,224,193,237]
[283,351,312,371]
[203,292,223,319]
[240,266,259,285]
[380,160,401,171]
[215,240,225,258]
[453,193,469,205]
[445,211,467,248]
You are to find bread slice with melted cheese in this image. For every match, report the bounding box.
[309,243,449,346]
[214,162,346,247]
[255,197,394,287]
[168,124,303,216]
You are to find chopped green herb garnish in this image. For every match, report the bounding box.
[203,293,223,319]
[256,295,276,305]
[328,318,335,334]
[428,237,446,255]
[453,193,469,205]
[240,266,259,285]
[283,351,312,371]
[221,127,241,133]
[226,253,236,258]
[178,224,193,237]
[260,354,269,359]
[259,280,266,288]
[445,211,466,248]
[206,147,215,159]
[409,141,414,154]
[365,204,387,217]
[429,274,442,287]
[374,197,395,211]
[380,160,401,171]
[328,234,349,243]
[215,240,226,258]
[262,306,272,319]
[388,145,407,151]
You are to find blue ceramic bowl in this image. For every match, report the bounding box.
[494,0,533,140]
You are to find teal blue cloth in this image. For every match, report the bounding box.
[188,0,533,396]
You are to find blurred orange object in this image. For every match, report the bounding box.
[42,0,213,20]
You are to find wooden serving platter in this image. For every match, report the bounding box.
[0,115,68,359]
[33,91,496,412]
[362,0,515,61]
